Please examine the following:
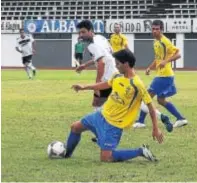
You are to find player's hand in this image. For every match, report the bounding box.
[145,67,151,75]
[159,60,167,68]
[152,128,164,144]
[72,84,84,92]
[76,64,85,73]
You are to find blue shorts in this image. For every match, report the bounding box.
[148,77,177,98]
[81,111,123,150]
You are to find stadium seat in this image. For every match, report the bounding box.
[1,0,197,20]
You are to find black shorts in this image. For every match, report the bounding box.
[22,55,32,64]
[75,53,83,60]
[100,88,112,98]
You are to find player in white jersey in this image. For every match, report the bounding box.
[16,29,37,79]
[76,20,118,111]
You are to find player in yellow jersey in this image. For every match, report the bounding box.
[63,49,163,162]
[110,24,129,52]
[134,20,188,129]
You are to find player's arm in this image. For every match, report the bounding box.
[166,49,181,63]
[124,43,129,49]
[138,81,163,144]
[159,41,181,68]
[159,50,181,68]
[76,59,94,73]
[72,81,110,92]
[15,39,22,53]
[122,35,129,49]
[96,57,105,83]
[93,57,105,98]
[146,102,164,144]
[15,46,22,53]
[145,60,156,75]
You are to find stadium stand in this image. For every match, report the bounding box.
[1,0,197,20]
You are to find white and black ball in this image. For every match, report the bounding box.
[47,141,66,158]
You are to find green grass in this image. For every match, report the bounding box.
[2,70,197,182]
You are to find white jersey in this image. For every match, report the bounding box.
[87,35,118,82]
[16,34,34,57]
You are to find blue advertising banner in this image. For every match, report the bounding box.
[24,20,104,33]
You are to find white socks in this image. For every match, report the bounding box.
[25,66,32,78]
[27,62,36,71]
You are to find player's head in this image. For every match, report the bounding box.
[77,20,94,41]
[114,23,121,34]
[152,20,164,38]
[113,49,136,73]
[19,28,25,37]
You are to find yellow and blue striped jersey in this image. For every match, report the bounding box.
[154,35,178,77]
[101,74,152,129]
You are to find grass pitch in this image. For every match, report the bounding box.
[1,70,197,182]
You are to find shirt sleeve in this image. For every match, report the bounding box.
[166,39,178,55]
[107,72,121,86]
[87,43,105,62]
[122,35,128,47]
[137,80,152,105]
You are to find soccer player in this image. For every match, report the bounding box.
[64,49,164,162]
[110,24,129,52]
[134,20,188,129]
[16,29,36,79]
[74,38,84,66]
[76,20,173,134]
[76,20,118,111]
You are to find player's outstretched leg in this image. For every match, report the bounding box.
[64,121,86,158]
[158,98,188,128]
[24,64,32,79]
[134,102,173,132]
[101,144,157,162]
[27,62,36,77]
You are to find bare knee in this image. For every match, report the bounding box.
[70,121,86,134]
[100,150,113,162]
[149,92,155,98]
[157,98,167,106]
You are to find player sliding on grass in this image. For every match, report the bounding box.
[64,49,164,162]
[134,20,188,129]
[75,20,173,135]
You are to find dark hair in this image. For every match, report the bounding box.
[113,49,136,68]
[77,20,94,31]
[152,20,164,31]
[19,28,24,33]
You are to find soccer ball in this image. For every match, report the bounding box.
[47,141,66,158]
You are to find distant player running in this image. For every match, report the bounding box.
[134,20,188,129]
[16,29,36,79]
[63,49,164,162]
